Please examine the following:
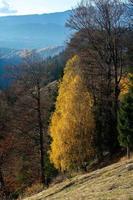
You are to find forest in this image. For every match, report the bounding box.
[0,0,133,199]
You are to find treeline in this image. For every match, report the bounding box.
[0,0,133,199]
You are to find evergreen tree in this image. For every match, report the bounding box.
[118,75,133,159]
[50,56,95,172]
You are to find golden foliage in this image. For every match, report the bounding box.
[119,73,133,99]
[49,55,95,171]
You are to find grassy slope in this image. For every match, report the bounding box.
[23,158,133,200]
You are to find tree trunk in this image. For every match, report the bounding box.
[37,81,45,185]
[112,82,120,152]
[0,167,9,200]
[127,145,130,159]
[114,83,120,122]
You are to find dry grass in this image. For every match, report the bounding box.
[23,158,133,200]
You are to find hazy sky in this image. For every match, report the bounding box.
[0,0,79,16]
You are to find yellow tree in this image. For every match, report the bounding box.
[49,55,95,172]
[119,73,133,99]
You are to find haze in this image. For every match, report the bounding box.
[0,0,79,16]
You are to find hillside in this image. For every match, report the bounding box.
[23,158,133,200]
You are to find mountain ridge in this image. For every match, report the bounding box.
[0,10,71,49]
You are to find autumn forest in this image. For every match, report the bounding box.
[0,0,133,199]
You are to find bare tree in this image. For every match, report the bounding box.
[23,52,48,185]
[11,51,48,185]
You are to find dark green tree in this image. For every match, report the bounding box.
[118,76,133,159]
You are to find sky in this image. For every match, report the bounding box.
[0,0,79,16]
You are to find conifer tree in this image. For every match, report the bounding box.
[118,75,133,159]
[50,56,95,171]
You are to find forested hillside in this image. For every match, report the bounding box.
[0,0,133,200]
[0,46,64,88]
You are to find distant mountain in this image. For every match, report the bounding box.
[0,11,71,49]
[0,46,65,88]
[0,46,64,60]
